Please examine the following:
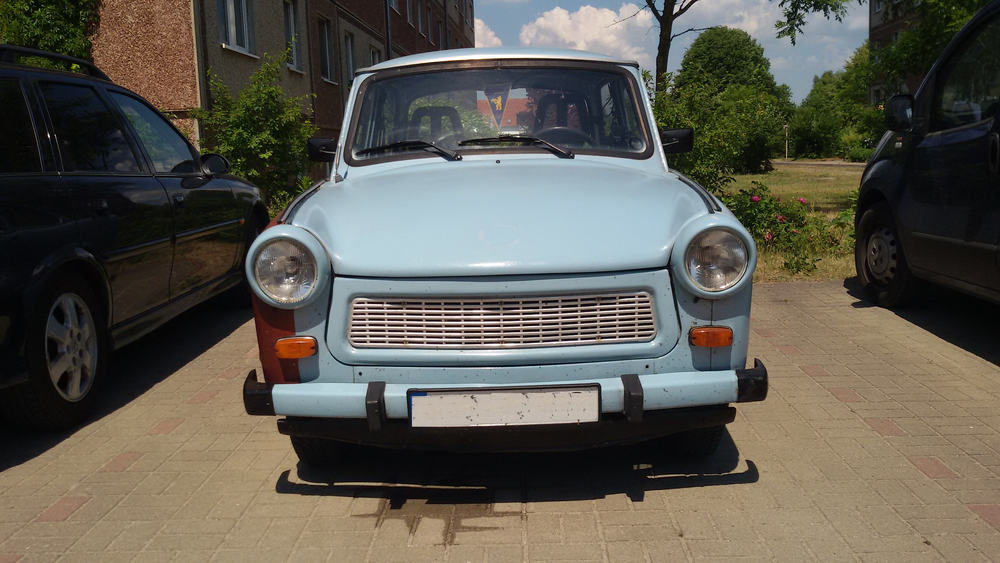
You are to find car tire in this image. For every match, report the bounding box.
[855,202,918,308]
[290,436,344,468]
[1,277,107,430]
[664,425,725,458]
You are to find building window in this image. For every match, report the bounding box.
[390,0,400,13]
[417,0,425,35]
[466,0,472,25]
[874,0,882,12]
[344,32,355,84]
[427,8,433,40]
[407,0,415,26]
[217,0,255,52]
[283,0,300,68]
[318,17,335,82]
[370,47,381,66]
[438,21,444,49]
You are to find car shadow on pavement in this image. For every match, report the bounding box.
[844,277,1000,366]
[276,430,758,505]
[0,296,252,472]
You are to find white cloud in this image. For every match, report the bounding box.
[518,3,656,70]
[475,18,503,48]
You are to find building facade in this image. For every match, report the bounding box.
[91,0,475,143]
[868,0,922,104]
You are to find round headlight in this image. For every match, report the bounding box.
[253,238,318,304]
[684,229,748,292]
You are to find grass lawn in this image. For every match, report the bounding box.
[729,160,864,282]
[730,161,863,215]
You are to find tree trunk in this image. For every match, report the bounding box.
[655,0,676,92]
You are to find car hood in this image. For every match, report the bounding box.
[293,158,712,277]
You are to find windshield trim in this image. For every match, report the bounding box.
[343,60,655,167]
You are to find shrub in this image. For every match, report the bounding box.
[720,181,854,274]
[192,53,318,215]
[651,73,788,193]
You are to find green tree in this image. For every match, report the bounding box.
[789,71,843,157]
[638,0,864,91]
[0,0,100,59]
[674,27,781,97]
[876,0,991,85]
[192,54,318,214]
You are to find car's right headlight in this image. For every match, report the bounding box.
[246,225,331,309]
[254,238,318,304]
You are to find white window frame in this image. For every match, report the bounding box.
[417,0,425,35]
[344,32,355,85]
[407,0,415,26]
[218,0,255,53]
[284,0,301,70]
[318,17,335,83]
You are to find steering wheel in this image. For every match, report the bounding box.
[534,126,593,146]
[435,132,465,148]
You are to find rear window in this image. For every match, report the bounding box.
[0,79,41,174]
[40,82,140,173]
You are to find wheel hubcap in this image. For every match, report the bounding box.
[45,293,97,402]
[866,226,898,284]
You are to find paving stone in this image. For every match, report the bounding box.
[1,282,999,560]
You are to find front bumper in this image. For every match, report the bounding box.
[243,359,767,448]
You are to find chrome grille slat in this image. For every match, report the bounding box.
[348,292,656,349]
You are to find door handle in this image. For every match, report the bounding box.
[172,192,185,208]
[989,132,1000,175]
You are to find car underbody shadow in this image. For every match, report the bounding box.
[275,429,757,506]
[844,276,1000,366]
[0,296,252,471]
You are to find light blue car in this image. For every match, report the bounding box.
[242,48,766,464]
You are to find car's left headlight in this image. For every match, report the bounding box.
[684,229,748,292]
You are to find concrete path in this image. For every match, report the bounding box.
[1,280,999,562]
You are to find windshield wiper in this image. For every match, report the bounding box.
[356,139,461,161]
[458,134,574,159]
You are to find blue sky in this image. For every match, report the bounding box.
[473,0,869,104]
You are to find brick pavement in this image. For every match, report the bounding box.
[1,280,999,561]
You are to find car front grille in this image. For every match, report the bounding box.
[347,292,656,349]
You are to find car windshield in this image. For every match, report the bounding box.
[348,64,650,163]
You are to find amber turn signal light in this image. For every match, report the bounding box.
[274,336,317,359]
[689,326,733,348]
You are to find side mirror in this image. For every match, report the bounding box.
[308,137,337,162]
[200,153,231,176]
[885,94,914,131]
[659,128,693,154]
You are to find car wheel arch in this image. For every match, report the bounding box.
[24,249,112,336]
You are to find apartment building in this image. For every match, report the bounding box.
[91,0,475,141]
[868,0,922,104]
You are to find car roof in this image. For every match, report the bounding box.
[356,47,639,75]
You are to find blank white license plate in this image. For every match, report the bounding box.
[409,386,600,428]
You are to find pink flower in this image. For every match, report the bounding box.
[776,215,786,223]
[792,229,800,234]
[797,197,807,205]
[750,195,761,202]
[764,231,773,242]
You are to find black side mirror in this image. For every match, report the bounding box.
[308,137,337,162]
[885,94,914,131]
[200,153,231,176]
[659,128,693,154]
